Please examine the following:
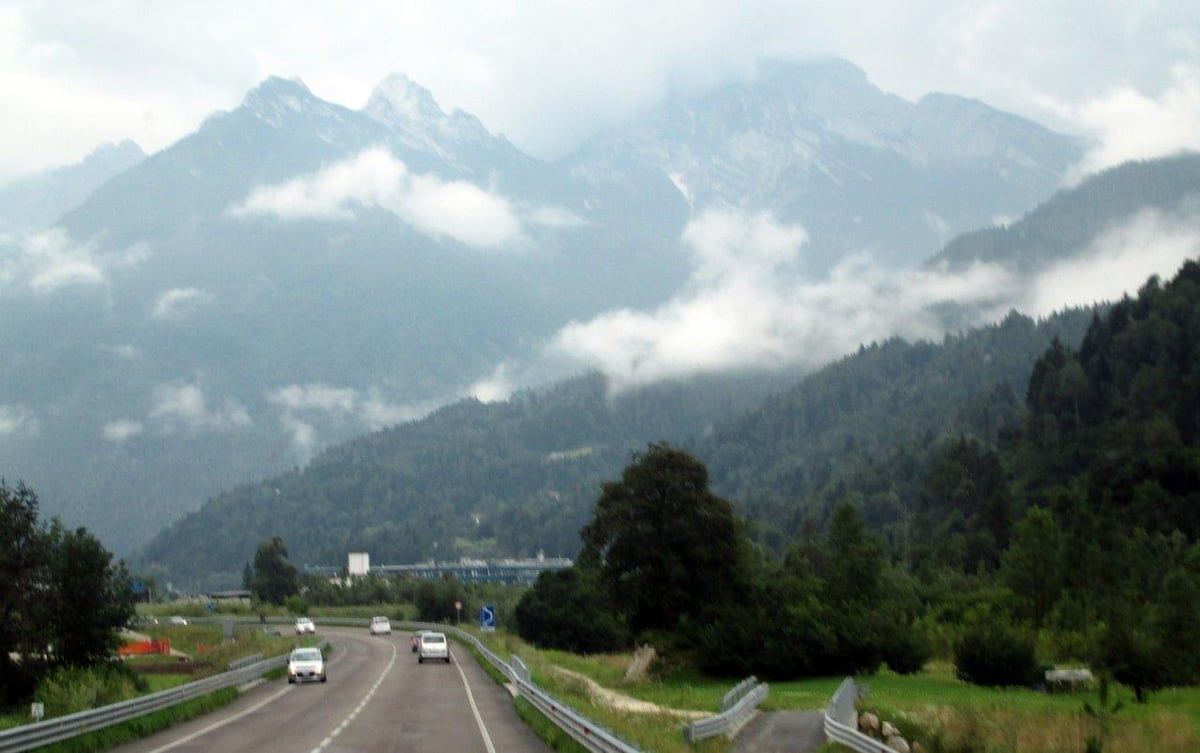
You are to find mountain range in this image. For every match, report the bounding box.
[0,56,1147,561]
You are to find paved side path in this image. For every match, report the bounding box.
[733,711,826,753]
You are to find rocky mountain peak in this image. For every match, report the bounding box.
[240,76,321,127]
[364,73,499,160]
[365,73,446,126]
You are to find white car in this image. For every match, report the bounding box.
[287,647,326,684]
[295,617,316,635]
[417,631,450,664]
[166,616,188,626]
[369,616,391,635]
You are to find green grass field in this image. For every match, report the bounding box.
[468,629,1200,753]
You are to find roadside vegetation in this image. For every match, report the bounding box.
[504,264,1200,750]
[467,624,1200,753]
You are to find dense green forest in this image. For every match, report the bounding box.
[133,372,797,588]
[697,308,1095,547]
[518,261,1200,699]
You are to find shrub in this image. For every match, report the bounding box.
[34,665,144,718]
[882,623,933,675]
[954,619,1040,687]
[515,568,626,654]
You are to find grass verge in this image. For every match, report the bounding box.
[513,697,591,753]
[31,687,239,753]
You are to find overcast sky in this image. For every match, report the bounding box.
[1,0,1198,182]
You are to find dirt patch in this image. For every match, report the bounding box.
[545,666,709,720]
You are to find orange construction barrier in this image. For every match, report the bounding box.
[118,639,171,656]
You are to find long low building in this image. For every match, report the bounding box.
[304,554,573,585]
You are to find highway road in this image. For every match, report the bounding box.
[113,626,552,753]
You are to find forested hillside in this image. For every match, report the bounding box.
[133,372,795,588]
[697,308,1096,546]
[135,304,1095,588]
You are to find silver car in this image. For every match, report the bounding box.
[287,647,327,683]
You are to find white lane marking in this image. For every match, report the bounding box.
[310,641,398,753]
[144,638,353,753]
[144,685,293,753]
[451,647,497,753]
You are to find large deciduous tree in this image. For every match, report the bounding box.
[44,522,137,667]
[0,481,135,703]
[579,443,749,635]
[515,568,626,654]
[0,481,48,702]
[251,536,300,605]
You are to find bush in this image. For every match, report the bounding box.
[515,568,626,654]
[414,577,465,623]
[34,665,145,718]
[883,623,934,675]
[954,619,1041,687]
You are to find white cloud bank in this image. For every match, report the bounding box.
[1059,63,1200,180]
[0,228,151,296]
[1018,207,1200,316]
[149,383,251,434]
[550,207,1200,391]
[0,229,103,294]
[228,148,566,249]
[267,381,430,460]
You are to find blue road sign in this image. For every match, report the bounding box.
[480,604,496,629]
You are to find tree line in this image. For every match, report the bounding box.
[0,481,135,705]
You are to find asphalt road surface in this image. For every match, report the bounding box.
[112,626,552,753]
[732,710,827,753]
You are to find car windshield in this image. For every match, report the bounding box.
[423,635,445,644]
[373,617,387,623]
[292,649,321,661]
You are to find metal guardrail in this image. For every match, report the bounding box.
[721,675,759,711]
[227,652,264,672]
[823,677,897,753]
[0,652,290,753]
[683,677,768,744]
[406,621,644,753]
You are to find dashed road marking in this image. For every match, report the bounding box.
[450,647,496,753]
[310,641,398,753]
